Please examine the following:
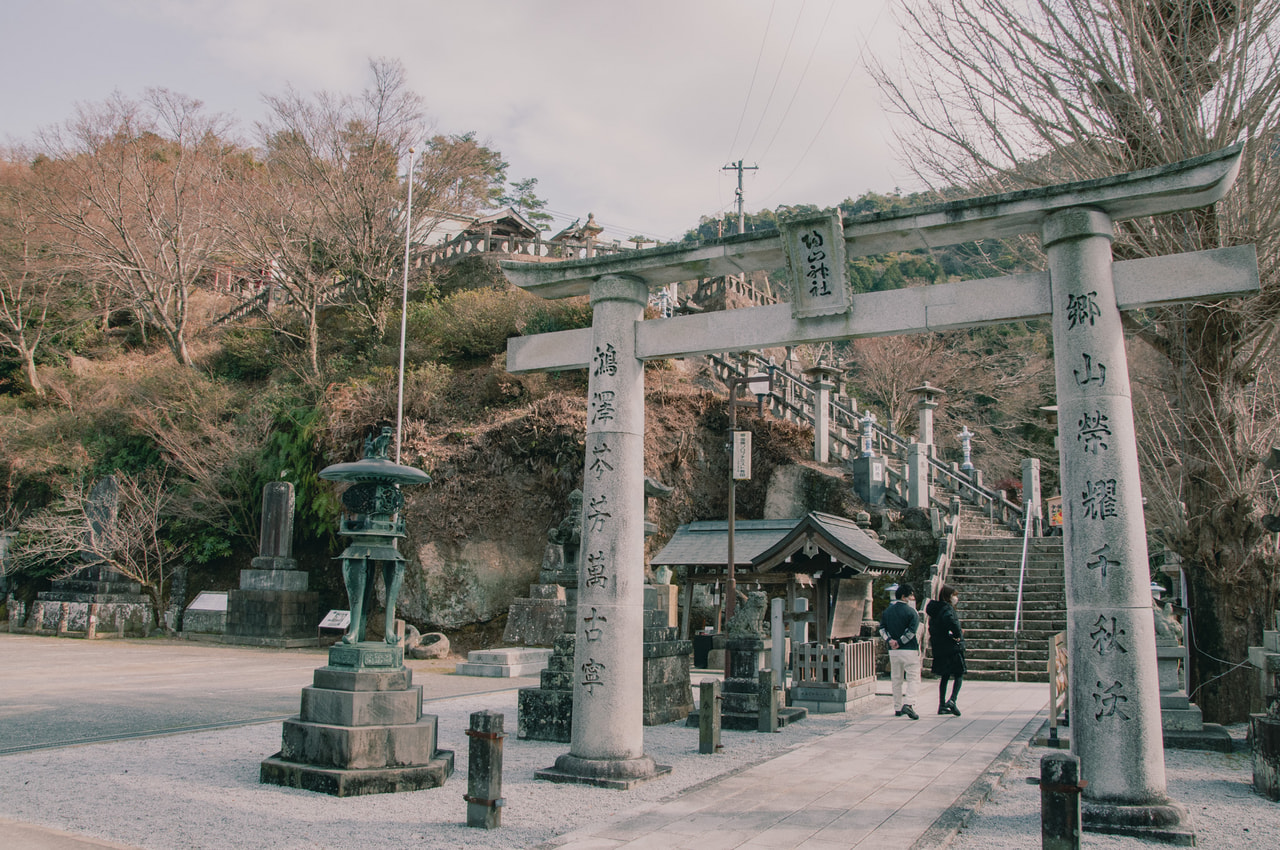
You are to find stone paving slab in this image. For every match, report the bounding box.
[545,680,1046,850]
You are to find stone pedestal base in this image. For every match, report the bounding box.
[519,601,696,741]
[225,585,318,646]
[643,607,693,725]
[518,633,575,742]
[34,567,150,635]
[1083,799,1195,846]
[1251,713,1280,801]
[687,637,807,730]
[535,753,671,790]
[260,644,453,797]
[503,584,567,647]
[791,680,876,714]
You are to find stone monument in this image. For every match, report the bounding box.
[1153,600,1231,751]
[224,481,318,646]
[33,476,149,635]
[260,429,453,796]
[1248,606,1280,800]
[518,482,691,742]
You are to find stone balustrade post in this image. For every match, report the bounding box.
[1038,751,1084,850]
[757,668,780,733]
[699,679,722,754]
[465,710,506,829]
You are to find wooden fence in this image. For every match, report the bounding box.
[792,639,877,688]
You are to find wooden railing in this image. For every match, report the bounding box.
[792,639,877,687]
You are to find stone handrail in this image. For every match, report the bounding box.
[695,274,779,306]
[709,349,1028,527]
[423,228,628,266]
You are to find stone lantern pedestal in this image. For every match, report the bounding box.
[260,428,452,796]
[260,644,453,797]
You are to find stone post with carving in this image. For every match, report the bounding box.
[537,274,669,789]
[1044,208,1190,841]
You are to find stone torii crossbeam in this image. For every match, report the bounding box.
[501,147,1257,837]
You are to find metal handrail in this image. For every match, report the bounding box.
[1012,510,1034,682]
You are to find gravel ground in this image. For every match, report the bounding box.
[0,688,865,850]
[952,724,1278,849]
[3,687,1273,849]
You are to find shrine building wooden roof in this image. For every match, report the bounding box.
[650,511,908,576]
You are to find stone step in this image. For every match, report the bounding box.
[453,647,552,678]
[962,668,1050,683]
[954,589,1065,600]
[951,558,1064,568]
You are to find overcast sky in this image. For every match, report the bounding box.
[0,0,912,244]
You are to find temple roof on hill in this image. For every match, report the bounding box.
[462,207,540,238]
[650,511,908,576]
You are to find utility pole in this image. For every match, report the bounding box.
[722,160,758,235]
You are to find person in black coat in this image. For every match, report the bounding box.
[926,584,966,716]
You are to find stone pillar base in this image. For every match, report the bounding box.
[535,753,671,790]
[1083,799,1195,846]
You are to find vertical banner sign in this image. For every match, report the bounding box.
[780,209,851,319]
[732,431,752,480]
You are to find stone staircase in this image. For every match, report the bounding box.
[947,535,1065,682]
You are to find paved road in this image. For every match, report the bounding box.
[0,633,528,754]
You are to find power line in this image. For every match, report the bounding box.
[754,0,837,167]
[758,1,889,208]
[742,0,808,161]
[725,0,778,161]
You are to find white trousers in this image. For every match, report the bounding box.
[889,649,922,710]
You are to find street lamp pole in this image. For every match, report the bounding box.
[394,146,418,464]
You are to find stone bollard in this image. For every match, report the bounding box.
[57,602,69,636]
[30,601,44,633]
[87,603,99,640]
[699,679,723,754]
[1028,751,1085,850]
[464,711,505,829]
[758,668,779,733]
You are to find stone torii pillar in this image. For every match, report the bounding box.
[1044,209,1186,836]
[500,148,1257,820]
[534,275,670,788]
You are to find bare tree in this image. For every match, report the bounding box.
[0,158,63,395]
[876,0,1280,720]
[28,89,240,367]
[239,58,508,359]
[12,470,186,628]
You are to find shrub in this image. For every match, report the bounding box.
[405,289,534,362]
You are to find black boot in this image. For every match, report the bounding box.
[901,704,919,720]
[946,700,961,716]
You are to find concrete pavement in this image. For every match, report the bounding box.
[0,633,1047,849]
[544,680,1045,850]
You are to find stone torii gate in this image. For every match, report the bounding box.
[501,147,1257,837]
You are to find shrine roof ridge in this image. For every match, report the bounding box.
[502,145,1242,299]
